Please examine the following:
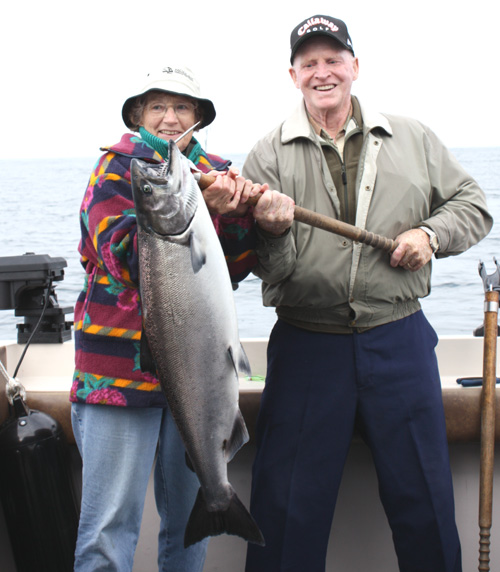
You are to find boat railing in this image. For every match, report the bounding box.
[1,336,500,445]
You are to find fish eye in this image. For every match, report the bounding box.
[143,184,152,194]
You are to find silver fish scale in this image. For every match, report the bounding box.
[137,198,244,504]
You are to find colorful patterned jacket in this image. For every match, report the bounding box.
[71,133,257,408]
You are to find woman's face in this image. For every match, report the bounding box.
[140,91,198,152]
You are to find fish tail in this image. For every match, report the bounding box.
[184,487,265,548]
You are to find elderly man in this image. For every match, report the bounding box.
[245,14,493,572]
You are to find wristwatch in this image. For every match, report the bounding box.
[419,226,439,253]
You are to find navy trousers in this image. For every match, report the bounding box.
[245,312,461,572]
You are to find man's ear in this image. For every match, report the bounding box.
[289,66,299,88]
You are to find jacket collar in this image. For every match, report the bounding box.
[101,133,163,163]
[357,99,393,138]
[281,96,393,144]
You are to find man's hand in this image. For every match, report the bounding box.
[390,228,433,271]
[253,190,295,236]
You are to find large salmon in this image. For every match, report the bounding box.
[130,141,264,548]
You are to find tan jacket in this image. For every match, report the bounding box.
[242,99,493,330]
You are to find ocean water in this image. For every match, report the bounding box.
[0,147,499,341]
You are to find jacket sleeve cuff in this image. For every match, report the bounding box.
[254,227,296,284]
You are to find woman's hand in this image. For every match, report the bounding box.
[202,168,264,216]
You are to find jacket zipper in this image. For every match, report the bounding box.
[341,163,348,223]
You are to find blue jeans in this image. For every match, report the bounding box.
[71,403,208,572]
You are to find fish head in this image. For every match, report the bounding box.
[130,140,199,236]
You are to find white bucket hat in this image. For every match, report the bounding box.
[122,65,216,129]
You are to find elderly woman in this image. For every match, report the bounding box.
[70,65,291,572]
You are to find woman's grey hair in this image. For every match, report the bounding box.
[127,90,205,132]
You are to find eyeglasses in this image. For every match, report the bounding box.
[146,101,198,118]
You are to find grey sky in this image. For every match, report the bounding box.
[1,0,497,159]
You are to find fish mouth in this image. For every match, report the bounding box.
[149,140,174,180]
[157,139,177,178]
[139,139,178,182]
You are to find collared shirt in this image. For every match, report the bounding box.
[316,112,357,157]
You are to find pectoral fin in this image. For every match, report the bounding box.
[190,230,206,274]
[227,344,252,378]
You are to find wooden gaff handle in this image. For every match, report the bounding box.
[198,173,397,253]
[479,289,498,572]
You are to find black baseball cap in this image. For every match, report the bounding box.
[290,15,354,63]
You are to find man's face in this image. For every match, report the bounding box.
[290,36,359,118]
